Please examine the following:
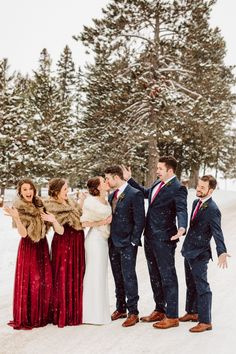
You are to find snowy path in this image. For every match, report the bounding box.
[0,189,236,354]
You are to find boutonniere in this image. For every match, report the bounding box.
[165,180,173,187]
[118,193,125,201]
[201,203,208,209]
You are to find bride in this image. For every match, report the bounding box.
[81,176,112,325]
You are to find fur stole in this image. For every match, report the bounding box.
[81,195,111,239]
[13,196,49,242]
[44,197,83,231]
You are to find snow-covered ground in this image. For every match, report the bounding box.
[0,189,236,354]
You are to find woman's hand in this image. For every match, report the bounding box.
[4,206,27,238]
[104,215,112,225]
[78,191,88,202]
[82,221,92,228]
[41,212,56,223]
[82,215,112,228]
[3,206,20,220]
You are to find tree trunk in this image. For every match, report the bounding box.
[189,168,200,189]
[146,113,158,186]
[145,9,160,187]
[0,187,5,196]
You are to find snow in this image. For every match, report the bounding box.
[0,189,236,354]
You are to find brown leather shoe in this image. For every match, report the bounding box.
[122,314,139,327]
[153,317,179,329]
[189,322,212,333]
[111,310,127,321]
[140,310,165,322]
[179,313,198,322]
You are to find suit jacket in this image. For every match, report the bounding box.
[181,197,227,259]
[108,184,145,248]
[129,177,188,241]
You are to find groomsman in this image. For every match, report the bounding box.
[105,166,145,327]
[123,156,188,329]
[174,175,230,332]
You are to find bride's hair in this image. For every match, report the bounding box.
[87,177,100,196]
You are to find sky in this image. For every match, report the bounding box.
[0,0,236,75]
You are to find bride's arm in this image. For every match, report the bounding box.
[82,215,112,228]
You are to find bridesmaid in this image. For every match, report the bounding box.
[4,178,61,330]
[43,178,85,327]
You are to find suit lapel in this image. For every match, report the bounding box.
[191,198,211,224]
[115,184,129,208]
[149,180,161,204]
[108,191,115,205]
[195,198,211,220]
[150,177,177,204]
[190,199,198,221]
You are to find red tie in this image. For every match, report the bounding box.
[151,181,165,204]
[191,200,202,220]
[113,189,119,200]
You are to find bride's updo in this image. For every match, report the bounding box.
[87,177,101,196]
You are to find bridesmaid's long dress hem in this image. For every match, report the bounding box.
[9,236,52,330]
[51,225,85,328]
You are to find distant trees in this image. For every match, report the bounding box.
[76,0,235,185]
[0,47,83,190]
[0,0,235,191]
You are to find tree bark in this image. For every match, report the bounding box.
[189,168,200,188]
[146,113,158,186]
[0,187,5,196]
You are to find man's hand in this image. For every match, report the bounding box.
[218,252,231,269]
[170,227,185,241]
[121,165,132,181]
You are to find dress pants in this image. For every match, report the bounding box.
[109,241,139,315]
[184,251,212,323]
[144,237,178,318]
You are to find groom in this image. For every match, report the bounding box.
[104,165,145,327]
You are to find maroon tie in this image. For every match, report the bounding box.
[151,181,165,204]
[113,189,119,200]
[191,200,202,220]
[112,189,119,212]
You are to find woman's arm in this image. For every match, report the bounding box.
[4,206,27,238]
[41,212,64,235]
[77,191,88,210]
[82,215,112,228]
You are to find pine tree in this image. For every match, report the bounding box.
[178,0,235,183]
[26,48,64,183]
[75,0,235,183]
[76,0,205,184]
[55,46,83,186]
[0,59,28,189]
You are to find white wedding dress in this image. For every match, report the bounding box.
[81,195,112,325]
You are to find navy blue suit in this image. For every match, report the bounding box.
[108,184,145,315]
[129,177,188,318]
[181,197,227,323]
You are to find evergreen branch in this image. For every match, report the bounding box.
[158,68,194,75]
[119,34,153,46]
[171,80,201,99]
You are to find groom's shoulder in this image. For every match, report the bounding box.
[126,184,144,197]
